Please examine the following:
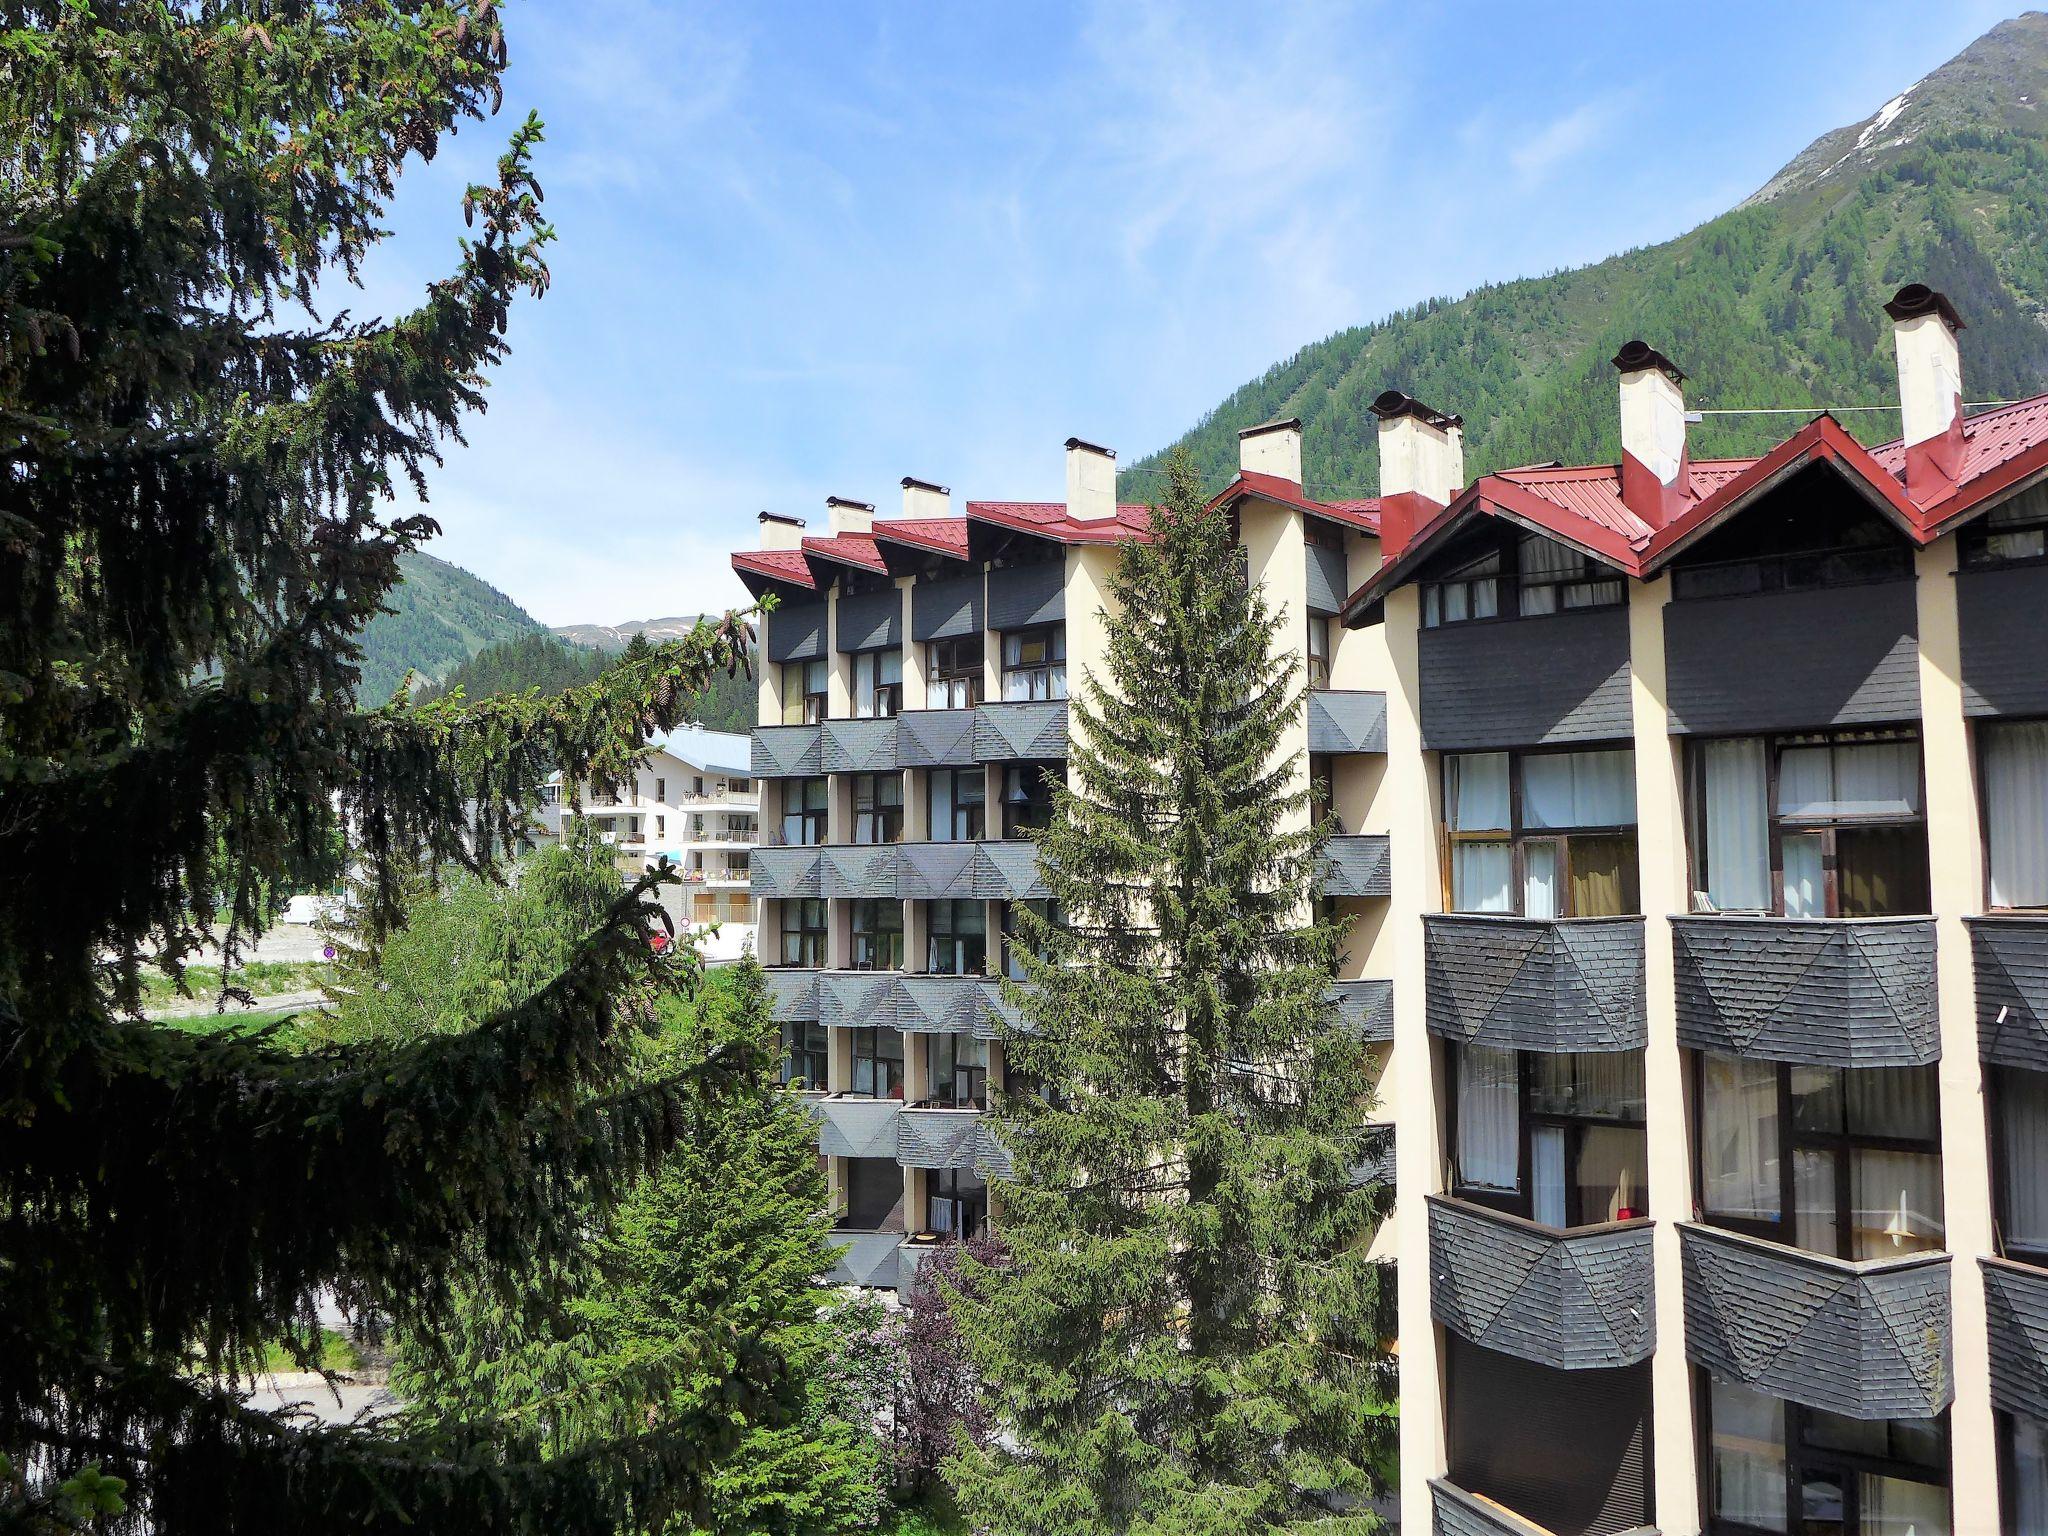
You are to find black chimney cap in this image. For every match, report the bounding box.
[1611,339,1686,382]
[1883,283,1965,332]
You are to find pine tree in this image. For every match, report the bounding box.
[1,7,765,1531]
[948,450,1397,1534]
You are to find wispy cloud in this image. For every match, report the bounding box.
[1509,95,1630,186]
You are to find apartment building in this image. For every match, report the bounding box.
[555,725,759,960]
[733,285,2048,1535]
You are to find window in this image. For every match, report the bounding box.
[780,1020,827,1088]
[850,900,904,971]
[655,777,666,802]
[1444,748,1639,917]
[1699,1053,1944,1261]
[1687,732,1928,917]
[853,773,903,844]
[777,900,826,968]
[1450,1044,1648,1226]
[927,900,987,975]
[852,648,902,719]
[1001,899,1060,981]
[928,636,984,709]
[1672,514,1914,601]
[1706,1378,1949,1536]
[1961,484,2048,568]
[692,776,704,795]
[923,1034,988,1109]
[1001,625,1067,701]
[1421,532,1623,628]
[2006,1411,2048,1536]
[654,815,665,839]
[1984,721,2048,909]
[782,660,828,725]
[926,1167,987,1238]
[1306,614,1331,689]
[1001,762,1058,838]
[780,776,828,846]
[928,768,985,842]
[842,1156,906,1231]
[1994,1066,2048,1267]
[851,1027,905,1099]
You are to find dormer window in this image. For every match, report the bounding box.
[1961,484,2048,568]
[1421,532,1622,628]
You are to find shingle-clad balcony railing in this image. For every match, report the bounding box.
[1319,833,1391,898]
[1427,1196,1655,1371]
[973,699,1069,762]
[1983,1256,2048,1423]
[897,839,1047,901]
[1329,978,1394,1042]
[809,1095,902,1160]
[752,723,824,778]
[827,1229,905,1290]
[1430,1478,1657,1536]
[1672,915,1938,1067]
[752,702,1072,781]
[1968,914,2048,1071]
[816,970,901,1031]
[821,843,901,899]
[1423,915,1647,1052]
[763,969,1028,1040]
[1678,1222,1953,1420]
[974,1119,1014,1180]
[1307,690,1388,755]
[897,708,978,768]
[821,717,900,774]
[750,844,823,899]
[897,1106,984,1170]
[1353,1122,1395,1189]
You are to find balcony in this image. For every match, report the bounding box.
[1328,978,1394,1042]
[1319,833,1391,898]
[761,969,1026,1040]
[974,1119,1014,1180]
[897,708,978,768]
[827,1228,905,1290]
[749,844,822,899]
[809,1095,902,1160]
[816,970,901,1031]
[1983,1256,2048,1423]
[974,699,1068,762]
[1427,1196,1654,1371]
[1354,1122,1395,1189]
[896,1105,984,1170]
[897,839,1046,902]
[751,723,822,778]
[1672,915,1938,1067]
[1306,690,1387,755]
[820,842,901,899]
[1678,1222,1952,1419]
[897,973,1003,1035]
[1968,914,2048,1071]
[1423,915,1646,1052]
[762,968,819,1021]
[1429,1478,1657,1536]
[821,717,900,774]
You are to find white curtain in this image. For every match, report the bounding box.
[1522,840,1559,919]
[1453,843,1513,913]
[1531,1126,1566,1227]
[2015,1415,2048,1536]
[1779,741,1920,818]
[1858,1472,1950,1536]
[1456,1045,1519,1191]
[1523,749,1636,830]
[1986,721,2048,908]
[1782,834,1824,918]
[1702,738,1772,911]
[1710,1380,1787,1534]
[1851,1149,1945,1258]
[1702,1053,1780,1221]
[1447,753,1510,830]
[2002,1068,2048,1251]
[930,772,957,842]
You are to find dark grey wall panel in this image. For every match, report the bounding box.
[766,600,827,663]
[987,559,1065,630]
[1329,978,1394,1042]
[975,701,1069,761]
[899,841,983,901]
[895,974,992,1035]
[1958,563,2048,718]
[752,725,822,777]
[1308,690,1388,755]
[1429,1197,1656,1370]
[974,1120,1014,1180]
[898,709,978,768]
[1970,915,2048,1071]
[1983,1257,2048,1422]
[1425,916,1647,1052]
[1672,917,1939,1067]
[1353,1122,1396,1190]
[1307,542,1349,616]
[1678,1222,1952,1420]
[835,588,902,653]
[1321,834,1391,897]
[1419,607,1633,752]
[911,572,985,642]
[1664,581,1920,736]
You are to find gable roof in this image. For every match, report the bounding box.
[965,500,1154,545]
[1208,470,1382,534]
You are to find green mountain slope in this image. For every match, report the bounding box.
[356,550,544,700]
[1127,13,2048,499]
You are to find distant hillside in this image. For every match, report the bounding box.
[418,626,759,733]
[551,616,706,652]
[1128,13,2048,497]
[356,551,543,700]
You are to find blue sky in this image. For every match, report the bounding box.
[358,0,2022,626]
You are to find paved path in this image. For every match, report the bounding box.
[145,988,331,1022]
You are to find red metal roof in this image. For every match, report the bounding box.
[731,548,816,590]
[1209,470,1382,534]
[965,500,1154,545]
[871,517,970,557]
[798,532,888,574]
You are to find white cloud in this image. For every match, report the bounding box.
[1509,96,1629,186]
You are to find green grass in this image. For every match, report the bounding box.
[139,959,332,1008]
[257,1328,363,1374]
[157,1003,331,1048]
[878,1491,970,1535]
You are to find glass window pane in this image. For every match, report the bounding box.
[1782,833,1825,918]
[1701,738,1772,911]
[1710,1380,1788,1534]
[1448,753,1510,831]
[1852,1149,1945,1258]
[1794,1148,1840,1256]
[1577,1124,1648,1223]
[1832,742,1922,817]
[1837,825,1929,917]
[1455,1045,1519,1192]
[1857,1472,1949,1536]
[1451,842,1513,913]
[2002,1068,2048,1251]
[1570,834,1639,917]
[1844,1065,1940,1141]
[1523,839,1560,920]
[2015,1414,2048,1536]
[1523,750,1636,830]
[1777,747,1835,818]
[1532,1125,1567,1228]
[1702,1054,1781,1221]
[1986,722,2048,908]
[1791,1064,1845,1135]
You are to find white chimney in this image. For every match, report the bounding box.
[1238,417,1303,484]
[758,511,806,552]
[1613,340,1692,527]
[826,496,875,536]
[1370,391,1464,557]
[1886,284,1966,505]
[1064,437,1117,522]
[900,476,951,520]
